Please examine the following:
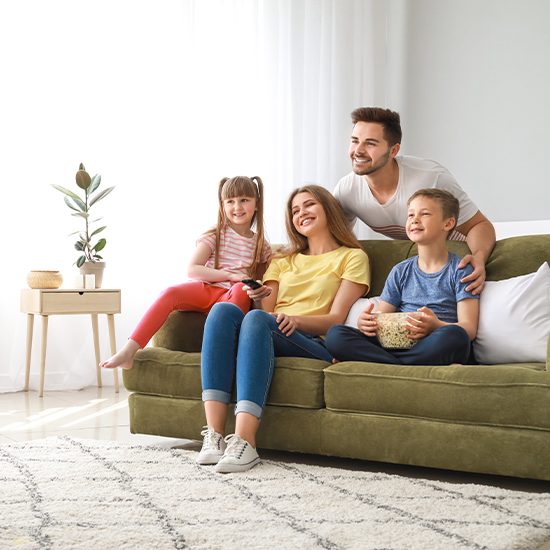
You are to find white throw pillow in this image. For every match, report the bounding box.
[473,262,550,364]
[345,296,381,328]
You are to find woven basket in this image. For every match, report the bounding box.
[27,270,63,289]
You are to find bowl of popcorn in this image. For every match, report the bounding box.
[375,312,419,349]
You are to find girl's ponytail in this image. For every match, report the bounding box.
[249,176,267,278]
[212,177,230,270]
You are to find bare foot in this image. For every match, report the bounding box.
[100,340,140,370]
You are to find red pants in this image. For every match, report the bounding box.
[130,281,251,348]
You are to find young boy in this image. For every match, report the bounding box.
[326,188,479,365]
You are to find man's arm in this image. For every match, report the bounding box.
[456,210,496,295]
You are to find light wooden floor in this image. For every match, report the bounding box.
[0,385,186,447]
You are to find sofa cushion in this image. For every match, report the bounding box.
[125,347,329,409]
[484,234,550,281]
[473,262,550,364]
[324,362,550,430]
[361,240,414,296]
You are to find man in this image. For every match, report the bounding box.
[333,107,495,294]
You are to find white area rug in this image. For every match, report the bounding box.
[1,437,550,550]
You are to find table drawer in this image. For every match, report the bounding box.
[41,291,121,314]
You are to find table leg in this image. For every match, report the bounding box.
[38,315,48,398]
[24,314,34,391]
[107,314,119,393]
[91,314,102,388]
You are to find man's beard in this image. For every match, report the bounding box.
[352,149,391,176]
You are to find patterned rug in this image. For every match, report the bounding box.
[1,437,550,549]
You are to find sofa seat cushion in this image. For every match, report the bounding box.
[125,347,329,409]
[324,362,550,430]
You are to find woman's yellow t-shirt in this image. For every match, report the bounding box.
[263,246,370,316]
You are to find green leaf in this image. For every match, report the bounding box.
[89,186,114,207]
[74,241,85,251]
[89,174,101,194]
[93,238,106,252]
[52,185,87,211]
[64,196,83,213]
[90,225,106,237]
[76,255,86,267]
[93,254,103,261]
[71,212,89,219]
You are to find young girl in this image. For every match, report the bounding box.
[100,176,271,370]
[197,185,370,473]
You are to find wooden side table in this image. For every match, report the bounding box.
[20,288,121,397]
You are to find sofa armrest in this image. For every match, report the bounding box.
[152,310,206,352]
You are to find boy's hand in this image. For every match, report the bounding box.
[458,253,486,295]
[406,307,441,339]
[357,302,378,337]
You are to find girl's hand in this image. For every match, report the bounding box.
[406,307,441,339]
[357,302,378,337]
[228,271,250,283]
[273,312,298,336]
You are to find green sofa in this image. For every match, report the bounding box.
[123,235,550,480]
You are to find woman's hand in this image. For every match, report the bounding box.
[357,302,378,337]
[272,312,298,336]
[242,281,272,301]
[405,307,442,340]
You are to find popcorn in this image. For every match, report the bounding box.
[375,312,418,349]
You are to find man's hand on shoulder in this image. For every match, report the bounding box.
[458,252,486,295]
[456,210,495,295]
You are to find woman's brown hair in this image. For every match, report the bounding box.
[284,185,363,255]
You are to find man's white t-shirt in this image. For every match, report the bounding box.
[333,155,478,241]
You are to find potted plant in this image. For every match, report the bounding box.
[52,163,115,288]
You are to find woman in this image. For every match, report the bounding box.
[198,185,370,473]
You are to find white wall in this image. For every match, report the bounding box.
[1,0,548,393]
[385,0,550,222]
[0,0,383,392]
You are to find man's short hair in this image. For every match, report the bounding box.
[351,107,402,146]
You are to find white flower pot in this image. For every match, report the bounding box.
[79,262,106,288]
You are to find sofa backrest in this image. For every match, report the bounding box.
[361,234,550,297]
[154,234,550,352]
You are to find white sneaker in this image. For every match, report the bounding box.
[196,426,226,465]
[214,434,260,473]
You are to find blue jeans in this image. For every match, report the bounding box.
[201,303,332,418]
[325,324,471,365]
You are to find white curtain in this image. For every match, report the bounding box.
[0,0,382,393]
